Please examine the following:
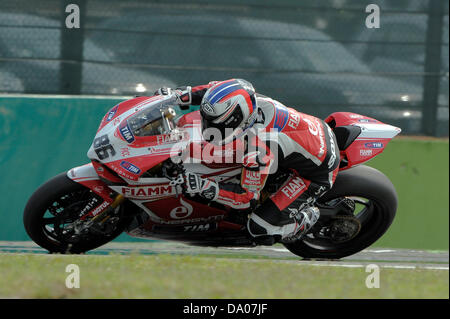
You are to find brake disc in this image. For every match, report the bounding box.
[329,215,361,243]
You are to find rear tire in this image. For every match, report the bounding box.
[283,165,397,259]
[23,172,129,254]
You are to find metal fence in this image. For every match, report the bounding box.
[0,0,448,136]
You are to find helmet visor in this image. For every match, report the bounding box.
[200,105,244,143]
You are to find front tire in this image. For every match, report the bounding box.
[23,172,129,253]
[284,165,398,259]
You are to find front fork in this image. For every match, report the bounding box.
[90,194,126,225]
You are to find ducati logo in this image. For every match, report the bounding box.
[170,197,194,219]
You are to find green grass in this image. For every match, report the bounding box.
[368,138,449,250]
[0,254,447,299]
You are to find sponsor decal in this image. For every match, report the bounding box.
[113,117,121,125]
[159,215,223,225]
[91,201,110,217]
[120,147,130,157]
[281,176,307,199]
[364,142,384,149]
[119,123,135,143]
[360,149,373,156]
[201,101,214,114]
[121,185,174,198]
[303,117,319,136]
[109,164,138,180]
[120,161,141,175]
[326,125,337,169]
[358,118,377,123]
[93,186,104,193]
[316,120,325,157]
[106,105,119,122]
[350,114,363,119]
[80,197,99,215]
[287,112,300,130]
[170,197,193,219]
[242,170,261,189]
[183,224,211,232]
[156,131,188,145]
[273,104,289,131]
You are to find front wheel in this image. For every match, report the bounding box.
[23,172,130,253]
[283,165,398,259]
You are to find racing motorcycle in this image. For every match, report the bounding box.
[23,94,401,259]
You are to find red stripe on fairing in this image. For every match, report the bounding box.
[217,220,244,231]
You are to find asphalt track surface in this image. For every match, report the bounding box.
[0,241,448,271]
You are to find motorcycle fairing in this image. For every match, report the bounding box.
[67,163,114,218]
[88,94,193,182]
[325,112,401,169]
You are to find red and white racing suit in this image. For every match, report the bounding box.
[176,82,340,239]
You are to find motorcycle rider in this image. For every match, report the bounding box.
[155,79,340,243]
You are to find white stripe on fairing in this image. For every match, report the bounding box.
[72,177,99,182]
[355,123,401,139]
[68,163,99,180]
[125,177,171,185]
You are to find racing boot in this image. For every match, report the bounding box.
[281,206,320,242]
[247,205,320,244]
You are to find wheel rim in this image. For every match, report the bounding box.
[300,196,378,251]
[41,189,102,245]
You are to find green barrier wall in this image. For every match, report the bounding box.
[0,96,448,249]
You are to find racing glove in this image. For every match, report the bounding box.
[154,86,192,108]
[183,172,219,201]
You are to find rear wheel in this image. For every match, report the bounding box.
[283,165,397,259]
[23,172,130,254]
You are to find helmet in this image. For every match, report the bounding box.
[200,79,258,144]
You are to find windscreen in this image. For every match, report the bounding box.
[127,104,176,137]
